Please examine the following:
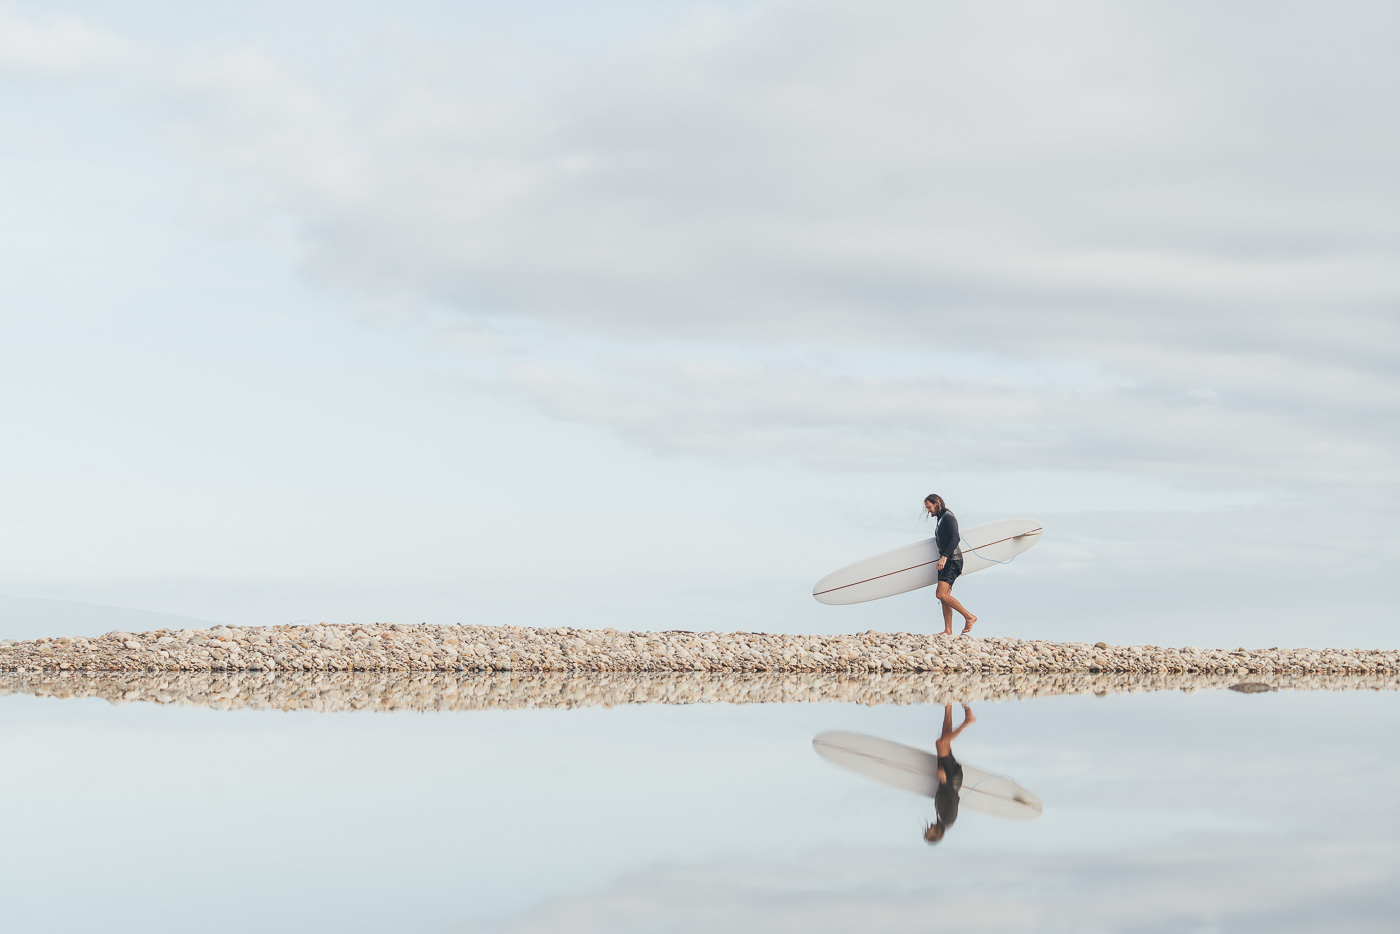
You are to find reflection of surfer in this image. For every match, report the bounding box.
[924,703,975,844]
[813,723,1042,838]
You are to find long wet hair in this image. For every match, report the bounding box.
[924,494,946,516]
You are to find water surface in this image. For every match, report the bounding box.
[1,675,1395,932]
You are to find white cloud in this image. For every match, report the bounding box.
[0,3,132,73]
[117,0,1394,491]
[7,1,1398,492]
[148,3,1396,325]
[500,347,1398,485]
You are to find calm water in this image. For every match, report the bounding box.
[1,680,1396,933]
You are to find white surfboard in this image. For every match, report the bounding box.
[812,517,1042,605]
[812,730,1043,820]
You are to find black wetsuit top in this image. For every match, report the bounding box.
[935,510,962,562]
[940,512,963,571]
[935,753,963,827]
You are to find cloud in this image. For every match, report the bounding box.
[494,840,1400,934]
[9,1,1398,489]
[0,3,133,73]
[157,1,1398,343]
[501,347,1399,481]
[140,0,1396,485]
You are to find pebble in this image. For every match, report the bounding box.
[0,624,1395,677]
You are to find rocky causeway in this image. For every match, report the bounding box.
[1,623,1396,676]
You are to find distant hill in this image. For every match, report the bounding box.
[0,595,224,641]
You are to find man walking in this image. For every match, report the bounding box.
[924,494,977,635]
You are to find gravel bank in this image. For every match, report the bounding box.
[1,623,1396,675]
[3,669,1395,713]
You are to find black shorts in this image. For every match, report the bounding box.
[938,557,963,585]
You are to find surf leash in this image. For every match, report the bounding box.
[960,536,1018,565]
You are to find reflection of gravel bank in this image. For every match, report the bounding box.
[2,669,1395,712]
[2,623,1397,675]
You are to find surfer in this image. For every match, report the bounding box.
[924,494,977,635]
[923,703,975,844]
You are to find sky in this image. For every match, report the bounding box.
[1,0,1396,646]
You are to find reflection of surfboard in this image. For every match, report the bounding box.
[812,730,1043,820]
[812,518,1042,605]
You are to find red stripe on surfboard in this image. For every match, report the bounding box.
[813,528,1042,597]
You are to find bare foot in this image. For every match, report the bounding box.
[960,615,977,635]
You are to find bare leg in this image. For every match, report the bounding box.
[935,703,955,755]
[936,703,975,756]
[936,582,977,635]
